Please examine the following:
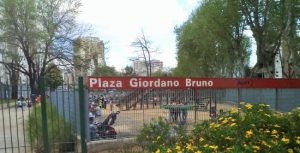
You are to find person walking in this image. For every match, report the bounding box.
[17,98,23,110]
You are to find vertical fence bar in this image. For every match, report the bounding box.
[7,81,14,153]
[275,88,279,111]
[78,77,87,153]
[39,77,49,153]
[0,79,8,153]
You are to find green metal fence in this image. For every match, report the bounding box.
[0,76,87,153]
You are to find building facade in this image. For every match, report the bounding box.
[133,59,163,76]
[73,37,105,78]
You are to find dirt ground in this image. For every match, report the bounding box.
[94,102,235,138]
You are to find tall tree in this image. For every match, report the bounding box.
[240,0,284,77]
[0,0,82,94]
[174,0,250,77]
[280,0,300,78]
[131,31,157,76]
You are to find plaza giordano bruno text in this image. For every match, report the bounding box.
[88,77,214,88]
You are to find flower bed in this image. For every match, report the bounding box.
[136,102,300,153]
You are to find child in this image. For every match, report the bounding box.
[17,99,23,110]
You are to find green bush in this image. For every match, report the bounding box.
[137,103,300,153]
[26,103,76,153]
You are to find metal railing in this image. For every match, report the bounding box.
[0,77,87,153]
[85,87,300,141]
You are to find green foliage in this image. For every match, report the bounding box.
[174,0,251,77]
[93,65,118,76]
[26,103,76,153]
[45,63,63,90]
[136,117,188,153]
[137,103,300,153]
[123,66,136,76]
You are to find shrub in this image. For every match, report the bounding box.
[26,103,76,153]
[137,103,300,153]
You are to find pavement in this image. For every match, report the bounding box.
[0,106,31,153]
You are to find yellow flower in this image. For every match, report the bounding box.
[222,118,228,124]
[271,134,279,139]
[175,145,181,150]
[226,147,232,151]
[274,124,281,128]
[265,113,271,117]
[195,150,202,153]
[157,136,161,140]
[296,140,300,144]
[245,129,253,138]
[272,129,278,135]
[225,136,233,140]
[253,145,260,150]
[203,144,208,148]
[265,129,270,133]
[186,143,193,150]
[288,149,294,153]
[199,137,204,142]
[261,140,271,148]
[230,123,237,127]
[230,107,238,114]
[155,149,160,153]
[245,103,253,109]
[209,145,218,150]
[209,123,220,128]
[240,101,245,105]
[281,137,290,143]
[218,117,224,121]
[167,148,172,153]
[296,136,300,139]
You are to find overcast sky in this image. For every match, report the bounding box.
[77,0,200,71]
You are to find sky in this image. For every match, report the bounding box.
[77,0,200,71]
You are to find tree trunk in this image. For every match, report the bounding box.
[10,70,19,99]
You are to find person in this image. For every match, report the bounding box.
[181,103,188,125]
[89,112,97,140]
[25,98,31,109]
[109,99,113,111]
[95,106,102,116]
[17,98,23,110]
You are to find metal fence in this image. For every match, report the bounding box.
[0,77,87,153]
[1,76,300,152]
[85,87,300,141]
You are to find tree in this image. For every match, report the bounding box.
[93,65,117,76]
[240,0,284,77]
[131,31,157,76]
[280,0,300,78]
[0,0,83,94]
[174,0,251,77]
[123,65,135,76]
[0,45,21,99]
[45,63,63,90]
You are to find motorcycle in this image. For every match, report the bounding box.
[89,111,120,140]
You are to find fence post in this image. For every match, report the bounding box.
[39,76,50,153]
[275,88,279,111]
[78,77,87,153]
